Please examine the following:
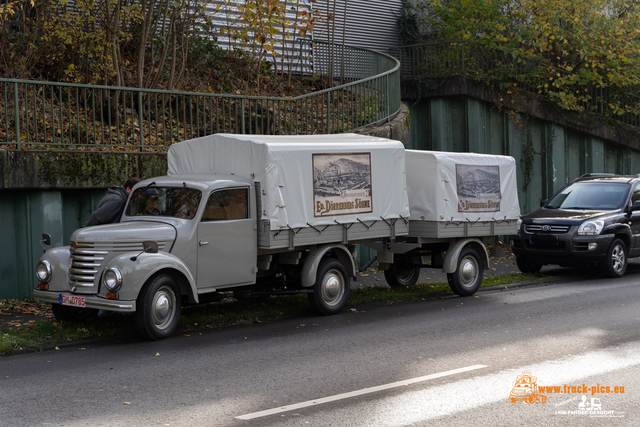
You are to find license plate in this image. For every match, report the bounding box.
[59,294,86,308]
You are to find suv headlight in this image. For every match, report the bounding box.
[516,218,522,232]
[36,260,52,283]
[578,220,604,235]
[103,268,123,291]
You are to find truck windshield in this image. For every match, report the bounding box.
[546,182,629,210]
[125,186,202,219]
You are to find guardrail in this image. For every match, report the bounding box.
[0,41,400,150]
[392,41,640,128]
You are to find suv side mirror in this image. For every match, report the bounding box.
[632,201,640,211]
[540,199,548,208]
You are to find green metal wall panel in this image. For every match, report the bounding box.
[0,189,107,299]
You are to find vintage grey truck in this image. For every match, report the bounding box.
[33,134,411,339]
[33,134,520,340]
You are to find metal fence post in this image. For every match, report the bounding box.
[138,91,144,151]
[14,82,20,149]
[241,98,246,134]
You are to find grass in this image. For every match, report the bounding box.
[0,271,551,355]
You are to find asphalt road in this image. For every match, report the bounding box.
[3,264,640,426]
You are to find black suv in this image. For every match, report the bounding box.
[511,174,640,278]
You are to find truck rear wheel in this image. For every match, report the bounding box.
[51,304,99,321]
[308,258,350,316]
[384,256,420,287]
[135,274,181,340]
[447,246,484,296]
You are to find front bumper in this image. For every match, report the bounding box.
[511,231,615,266]
[33,290,136,312]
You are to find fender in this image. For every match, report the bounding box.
[301,244,356,288]
[104,252,198,303]
[38,246,71,292]
[442,238,489,274]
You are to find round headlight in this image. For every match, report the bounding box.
[103,268,123,291]
[36,260,52,283]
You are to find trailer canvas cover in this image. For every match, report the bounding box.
[405,150,520,222]
[167,134,410,230]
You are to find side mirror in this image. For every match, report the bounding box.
[131,241,159,261]
[540,199,548,208]
[39,233,52,253]
[143,241,159,254]
[632,201,640,212]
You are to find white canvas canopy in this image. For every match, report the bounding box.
[168,134,410,230]
[405,150,520,223]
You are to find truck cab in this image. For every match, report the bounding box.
[35,174,259,339]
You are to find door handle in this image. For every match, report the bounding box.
[199,241,209,246]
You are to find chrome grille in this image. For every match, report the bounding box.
[69,247,107,288]
[524,224,570,233]
[69,241,166,289]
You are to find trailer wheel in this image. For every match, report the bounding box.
[308,258,350,316]
[384,256,420,287]
[135,274,181,340]
[447,246,484,296]
[51,304,99,321]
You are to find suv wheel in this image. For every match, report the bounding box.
[516,257,542,274]
[599,238,627,278]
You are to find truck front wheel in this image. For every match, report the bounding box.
[308,258,350,316]
[384,255,420,288]
[447,246,484,296]
[135,274,181,340]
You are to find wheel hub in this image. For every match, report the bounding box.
[322,270,344,306]
[152,286,175,328]
[460,257,478,286]
[612,245,625,272]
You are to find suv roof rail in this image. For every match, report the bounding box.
[576,173,616,179]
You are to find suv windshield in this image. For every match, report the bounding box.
[125,186,202,219]
[546,182,629,210]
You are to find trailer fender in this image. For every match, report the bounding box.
[301,244,356,288]
[105,252,198,303]
[443,239,489,274]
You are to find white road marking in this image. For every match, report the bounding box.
[235,364,487,420]
[370,340,640,426]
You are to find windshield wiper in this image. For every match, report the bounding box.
[562,206,590,210]
[545,204,558,209]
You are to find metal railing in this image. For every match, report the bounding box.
[392,41,640,128]
[0,41,400,150]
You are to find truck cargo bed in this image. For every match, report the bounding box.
[258,217,409,250]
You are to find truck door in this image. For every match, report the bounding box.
[197,186,257,288]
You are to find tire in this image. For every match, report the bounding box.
[516,257,543,274]
[51,304,99,321]
[599,238,627,278]
[383,255,420,287]
[447,246,484,297]
[308,258,350,316]
[135,274,181,340]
